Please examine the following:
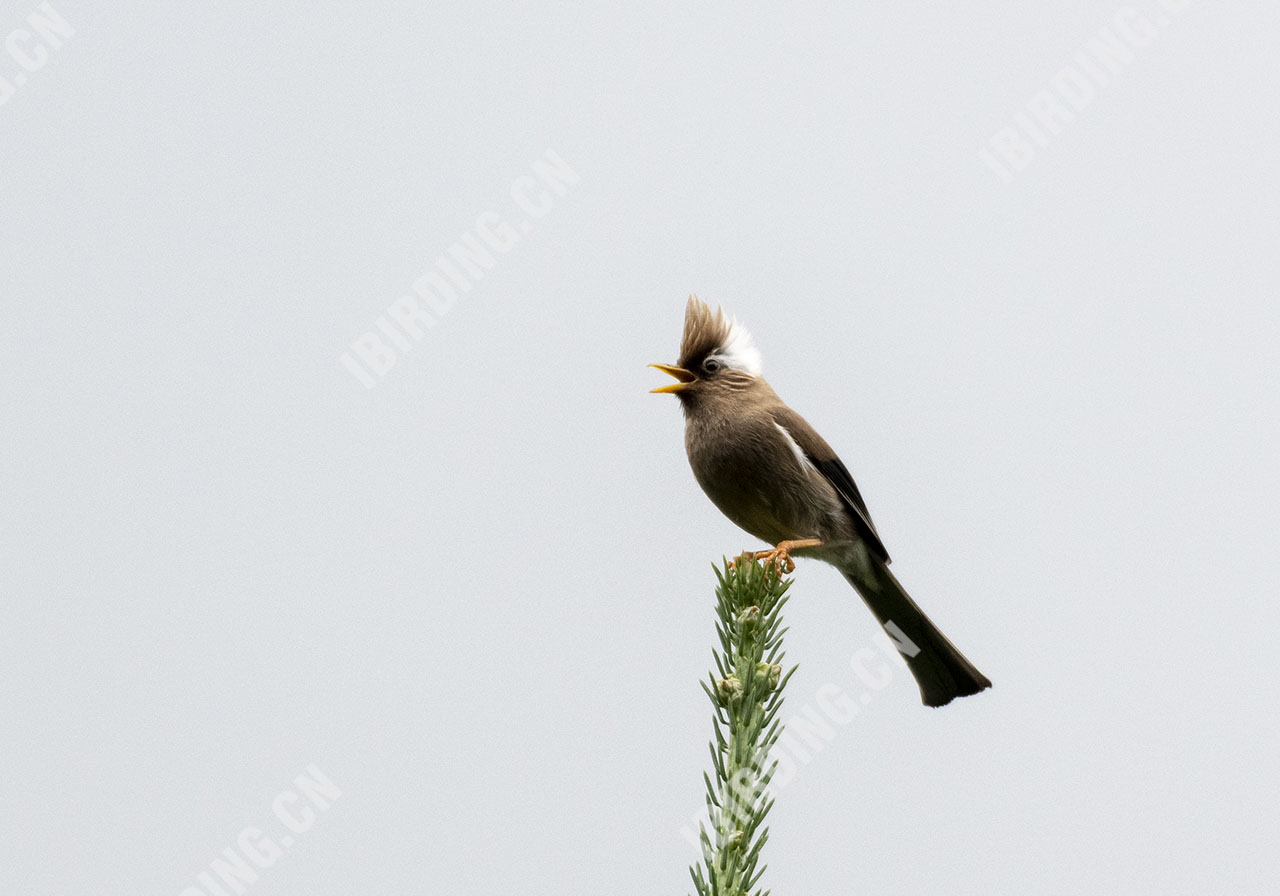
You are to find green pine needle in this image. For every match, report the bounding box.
[688,556,795,896]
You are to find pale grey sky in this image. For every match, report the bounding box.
[4,2,1279,894]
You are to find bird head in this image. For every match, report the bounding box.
[650,295,763,405]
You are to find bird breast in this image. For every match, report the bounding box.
[684,413,839,546]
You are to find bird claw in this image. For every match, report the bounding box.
[754,548,798,574]
[730,547,796,574]
[729,539,823,575]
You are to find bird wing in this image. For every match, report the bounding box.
[771,406,892,564]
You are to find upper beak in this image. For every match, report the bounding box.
[649,363,695,393]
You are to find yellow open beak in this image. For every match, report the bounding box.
[649,363,695,393]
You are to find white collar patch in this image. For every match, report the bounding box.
[709,317,763,376]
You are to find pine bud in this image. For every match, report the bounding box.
[756,661,782,691]
[715,676,744,704]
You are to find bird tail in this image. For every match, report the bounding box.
[840,559,991,708]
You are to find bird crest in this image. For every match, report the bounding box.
[678,295,763,375]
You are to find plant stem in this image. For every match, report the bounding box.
[690,556,796,896]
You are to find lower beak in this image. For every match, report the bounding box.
[649,363,695,394]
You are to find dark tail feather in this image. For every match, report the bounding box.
[841,561,991,708]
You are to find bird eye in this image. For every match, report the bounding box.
[702,358,722,374]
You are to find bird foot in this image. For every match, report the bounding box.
[731,539,823,574]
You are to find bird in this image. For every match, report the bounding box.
[651,295,991,707]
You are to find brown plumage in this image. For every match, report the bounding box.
[677,300,740,371]
[652,295,991,707]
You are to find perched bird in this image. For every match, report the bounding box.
[651,296,991,707]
